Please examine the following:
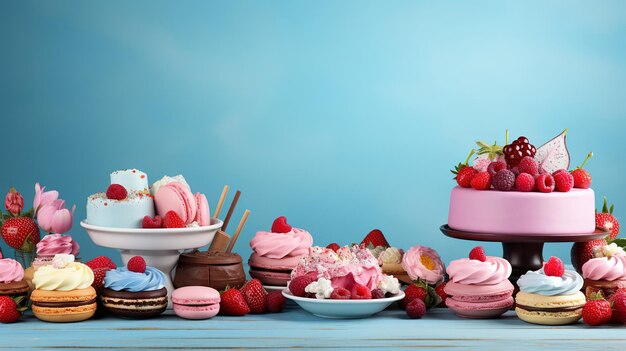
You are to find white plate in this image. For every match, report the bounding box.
[282,289,405,319]
[264,285,287,293]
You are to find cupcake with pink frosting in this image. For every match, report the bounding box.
[24,234,80,289]
[0,255,29,299]
[248,216,313,287]
[444,246,514,318]
[582,243,626,299]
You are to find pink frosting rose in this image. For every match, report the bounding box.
[582,255,626,281]
[36,234,80,257]
[446,257,511,285]
[401,245,445,285]
[250,228,313,259]
[0,258,25,283]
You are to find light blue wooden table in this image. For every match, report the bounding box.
[2,304,624,350]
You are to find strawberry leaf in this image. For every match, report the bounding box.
[609,238,626,248]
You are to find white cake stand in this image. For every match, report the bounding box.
[81,219,223,307]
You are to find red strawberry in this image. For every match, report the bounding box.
[611,292,626,324]
[451,149,477,188]
[142,215,162,229]
[219,288,250,316]
[361,229,390,248]
[399,284,428,309]
[1,217,40,251]
[406,298,426,319]
[330,287,351,300]
[582,294,612,326]
[595,197,620,240]
[571,152,593,189]
[271,216,292,233]
[544,256,564,277]
[85,256,117,270]
[288,275,315,297]
[553,169,574,192]
[127,256,146,273]
[435,283,447,306]
[571,239,606,273]
[326,243,340,252]
[0,296,21,323]
[106,184,127,200]
[469,246,487,262]
[351,284,372,300]
[470,171,492,190]
[266,291,286,313]
[240,279,267,313]
[163,211,185,228]
[90,268,108,293]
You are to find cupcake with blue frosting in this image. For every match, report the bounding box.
[515,256,586,325]
[101,256,168,319]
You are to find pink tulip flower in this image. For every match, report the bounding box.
[4,189,24,216]
[37,200,75,234]
[33,183,59,216]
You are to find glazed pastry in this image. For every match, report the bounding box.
[582,244,626,298]
[401,245,445,285]
[24,233,80,289]
[0,257,28,299]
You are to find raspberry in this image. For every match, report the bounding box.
[142,215,162,229]
[326,243,340,252]
[492,169,515,191]
[487,161,507,176]
[330,287,351,300]
[351,284,372,300]
[289,275,315,297]
[406,298,426,319]
[106,184,127,200]
[510,167,520,177]
[266,291,286,313]
[371,289,385,299]
[399,284,428,309]
[582,298,612,326]
[271,216,292,233]
[535,174,555,193]
[544,256,564,277]
[517,156,539,176]
[553,169,574,192]
[163,211,185,228]
[435,283,447,306]
[456,166,477,188]
[515,173,535,192]
[470,171,492,190]
[127,256,146,273]
[468,246,486,262]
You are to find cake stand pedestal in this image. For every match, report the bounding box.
[81,219,223,308]
[440,225,608,286]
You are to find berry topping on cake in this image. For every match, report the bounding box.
[219,288,250,316]
[544,256,564,277]
[492,169,515,191]
[106,184,128,200]
[487,160,507,177]
[163,210,185,228]
[596,197,620,239]
[142,215,163,229]
[470,171,492,190]
[571,152,593,189]
[266,291,286,313]
[127,256,146,273]
[240,279,267,314]
[468,246,487,262]
[271,216,292,233]
[351,283,372,300]
[553,169,574,192]
[326,243,340,252]
[406,298,426,319]
[535,174,555,193]
[451,149,477,188]
[517,156,539,176]
[515,173,535,192]
[503,136,537,167]
[289,275,316,297]
[330,287,351,300]
[361,229,390,248]
[582,294,612,326]
[371,288,386,299]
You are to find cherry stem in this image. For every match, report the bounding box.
[579,151,593,169]
[464,149,476,165]
[505,129,509,145]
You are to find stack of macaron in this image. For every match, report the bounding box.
[30,254,97,323]
[516,256,586,325]
[444,246,514,318]
[101,256,168,319]
[25,233,80,289]
[248,216,313,287]
[172,286,221,319]
[148,175,211,228]
[582,243,626,299]
[0,255,28,300]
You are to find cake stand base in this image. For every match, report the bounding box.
[440,225,608,288]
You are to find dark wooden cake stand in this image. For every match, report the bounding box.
[440,225,608,286]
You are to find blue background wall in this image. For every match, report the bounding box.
[1,1,625,266]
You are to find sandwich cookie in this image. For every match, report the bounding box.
[0,257,29,299]
[172,286,220,319]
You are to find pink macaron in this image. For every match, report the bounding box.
[194,193,211,226]
[172,286,220,319]
[248,253,302,287]
[155,182,197,224]
[444,280,514,318]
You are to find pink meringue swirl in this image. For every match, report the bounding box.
[446,257,512,285]
[0,258,25,283]
[36,234,80,256]
[250,228,313,259]
[401,245,445,285]
[582,255,626,281]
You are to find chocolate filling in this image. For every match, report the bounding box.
[32,298,96,308]
[516,304,584,312]
[249,266,292,275]
[101,297,168,307]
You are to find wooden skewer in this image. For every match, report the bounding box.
[221,190,241,233]
[213,185,229,219]
[226,209,250,253]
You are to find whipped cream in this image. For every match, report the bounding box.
[593,243,626,258]
[250,228,313,259]
[378,274,400,295]
[583,254,626,281]
[446,257,511,285]
[33,255,94,291]
[0,258,25,283]
[150,175,189,196]
[36,234,80,257]
[517,268,583,296]
[305,278,334,299]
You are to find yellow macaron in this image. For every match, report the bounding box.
[515,290,586,325]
